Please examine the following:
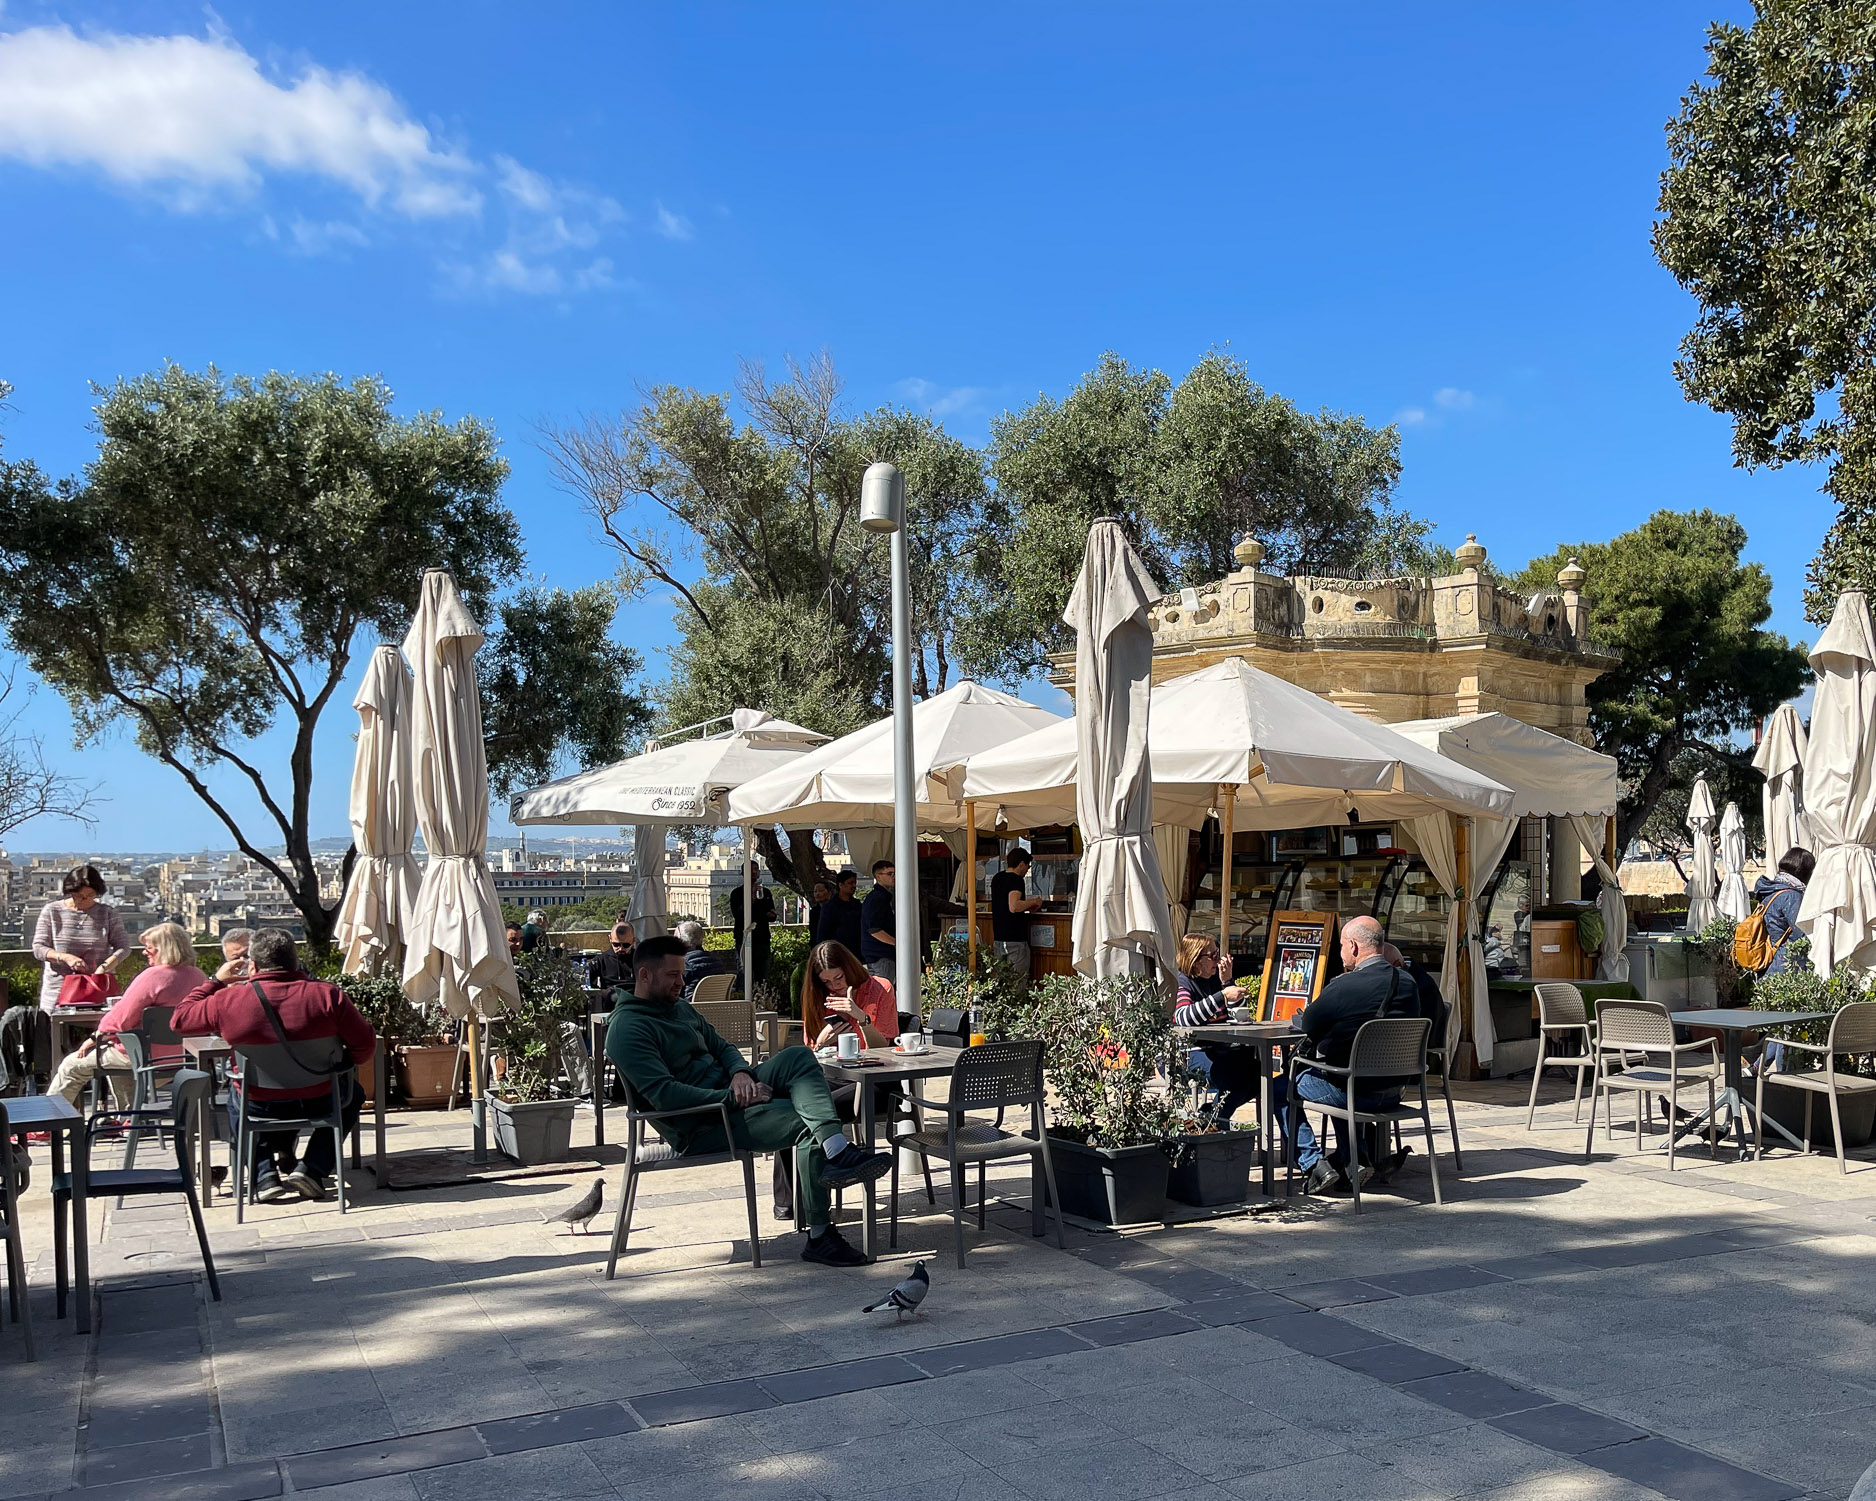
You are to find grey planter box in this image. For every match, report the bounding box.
[491,1097,577,1165]
[1045,1136,1169,1225]
[1167,1131,1254,1207]
[1759,1080,1876,1149]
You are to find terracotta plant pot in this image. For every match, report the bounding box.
[396,1043,459,1109]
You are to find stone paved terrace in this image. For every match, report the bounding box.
[3,1076,1875,1501]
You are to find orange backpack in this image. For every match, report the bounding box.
[1733,900,1787,973]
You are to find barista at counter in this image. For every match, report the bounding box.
[989,848,1044,979]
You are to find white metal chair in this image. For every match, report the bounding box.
[1755,1001,1876,1174]
[1527,983,1599,1129]
[1582,999,1718,1169]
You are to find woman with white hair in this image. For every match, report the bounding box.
[46,922,207,1105]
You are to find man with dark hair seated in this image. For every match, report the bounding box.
[605,934,890,1266]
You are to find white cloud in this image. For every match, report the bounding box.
[0,23,666,296]
[898,377,989,419]
[1435,387,1476,411]
[1395,387,1481,431]
[0,24,478,216]
[1394,406,1427,427]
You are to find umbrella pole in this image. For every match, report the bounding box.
[742,842,754,999]
[1454,815,1477,1080]
[1219,785,1235,960]
[966,801,978,975]
[467,1011,487,1162]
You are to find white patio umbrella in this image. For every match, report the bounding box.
[627,824,668,939]
[1717,801,1751,923]
[1065,519,1176,979]
[401,571,518,1157]
[1798,590,1876,973]
[1683,777,1720,933]
[334,645,422,976]
[1753,702,1811,862]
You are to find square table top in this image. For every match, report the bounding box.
[1186,1022,1306,1046]
[0,1094,83,1128]
[818,1045,958,1081]
[1677,1008,1832,1030]
[182,1035,230,1052]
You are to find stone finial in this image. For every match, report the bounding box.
[1232,535,1266,572]
[1557,557,1586,590]
[1454,534,1487,574]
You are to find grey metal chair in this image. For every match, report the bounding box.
[1583,999,1718,1169]
[115,1005,186,1182]
[1755,1000,1876,1175]
[1425,1040,1465,1172]
[1286,1016,1443,1214]
[230,1041,355,1222]
[0,1102,35,1360]
[892,1039,1066,1266]
[605,1073,762,1278]
[1528,983,1599,1129]
[58,1073,220,1304]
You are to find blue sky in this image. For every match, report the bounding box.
[0,2,1823,853]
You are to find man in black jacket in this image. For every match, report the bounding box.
[816,870,864,953]
[1273,916,1420,1195]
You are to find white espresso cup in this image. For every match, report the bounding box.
[837,1031,861,1061]
[897,1032,925,1054]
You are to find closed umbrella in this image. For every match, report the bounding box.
[627,824,667,939]
[1683,777,1719,933]
[1797,590,1876,973]
[1065,520,1176,979]
[1753,702,1810,863]
[335,645,422,976]
[401,571,518,1158]
[1717,801,1750,923]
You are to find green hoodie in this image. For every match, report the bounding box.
[605,992,751,1151]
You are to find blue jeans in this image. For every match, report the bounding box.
[1273,1070,1400,1172]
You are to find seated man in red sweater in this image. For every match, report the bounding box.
[173,928,376,1204]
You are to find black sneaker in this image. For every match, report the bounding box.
[800,1226,869,1266]
[822,1144,892,1191]
[253,1171,298,1204]
[285,1169,332,1201]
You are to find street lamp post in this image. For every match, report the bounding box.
[860,461,919,1020]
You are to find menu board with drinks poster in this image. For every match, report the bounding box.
[1257,911,1337,1025]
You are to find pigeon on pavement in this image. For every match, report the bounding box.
[550,1178,604,1234]
[862,1260,929,1318]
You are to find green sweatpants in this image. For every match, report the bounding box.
[682,1047,845,1229]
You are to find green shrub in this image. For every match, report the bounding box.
[1750,936,1876,1071]
[494,949,591,1102]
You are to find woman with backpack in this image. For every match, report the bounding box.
[1749,846,1813,975]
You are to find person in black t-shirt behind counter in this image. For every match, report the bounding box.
[988,848,1043,983]
[859,860,897,983]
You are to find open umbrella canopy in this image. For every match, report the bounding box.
[726,681,1063,830]
[509,709,827,826]
[1389,712,1617,818]
[949,658,1515,830]
[335,645,422,977]
[1753,702,1811,862]
[401,570,518,1020]
[1797,590,1876,973]
[1684,776,1720,934]
[1718,801,1751,923]
[1066,519,1175,978]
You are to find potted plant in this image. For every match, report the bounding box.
[336,969,457,1108]
[1012,971,1185,1225]
[1166,1104,1257,1208]
[488,949,588,1165]
[334,969,427,1102]
[1752,946,1876,1149]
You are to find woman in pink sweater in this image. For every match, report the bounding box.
[48,923,207,1105]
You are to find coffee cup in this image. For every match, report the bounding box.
[1227,1005,1253,1024]
[837,1031,861,1061]
[897,1032,925,1054]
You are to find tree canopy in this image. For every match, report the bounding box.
[958,351,1428,681]
[1655,1,1876,619]
[1512,510,1809,848]
[0,366,645,945]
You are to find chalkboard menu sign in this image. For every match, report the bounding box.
[1258,911,1337,1025]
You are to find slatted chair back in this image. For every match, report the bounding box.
[1534,983,1590,1030]
[690,972,735,1006]
[692,999,758,1053]
[1830,1000,1876,1057]
[950,1040,1045,1113]
[1595,999,1674,1053]
[1346,1016,1431,1084]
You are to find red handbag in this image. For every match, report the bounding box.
[56,972,119,1009]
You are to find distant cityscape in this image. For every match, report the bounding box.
[0,832,840,947]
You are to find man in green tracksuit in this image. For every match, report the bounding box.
[606,934,891,1267]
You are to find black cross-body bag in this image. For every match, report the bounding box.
[249,979,351,1078]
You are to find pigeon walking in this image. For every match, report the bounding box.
[550,1178,604,1234]
[862,1260,929,1319]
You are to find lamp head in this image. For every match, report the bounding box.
[860,461,905,534]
